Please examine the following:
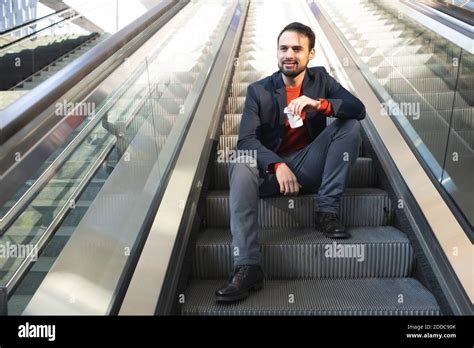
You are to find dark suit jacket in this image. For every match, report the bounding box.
[236,66,366,178]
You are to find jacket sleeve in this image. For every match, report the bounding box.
[323,67,366,120]
[237,83,284,173]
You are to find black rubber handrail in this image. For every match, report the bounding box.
[414,0,474,26]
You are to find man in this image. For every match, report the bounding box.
[215,22,366,302]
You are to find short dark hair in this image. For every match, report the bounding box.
[277,22,315,50]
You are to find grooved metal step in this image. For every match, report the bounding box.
[391,91,470,110]
[341,23,404,33]
[426,109,473,129]
[217,134,364,156]
[231,71,267,83]
[381,76,455,94]
[221,113,343,135]
[346,30,408,41]
[205,188,393,228]
[192,226,413,279]
[372,64,459,79]
[182,278,440,315]
[364,53,438,68]
[352,37,406,49]
[212,157,376,189]
[226,96,247,113]
[230,83,250,97]
[355,44,425,57]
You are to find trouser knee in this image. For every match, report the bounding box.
[228,156,259,181]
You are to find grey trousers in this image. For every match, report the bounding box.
[228,118,361,267]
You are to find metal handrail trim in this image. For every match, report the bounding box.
[0,0,179,142]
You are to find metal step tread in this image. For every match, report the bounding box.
[207,187,389,198]
[192,226,413,279]
[205,188,393,228]
[212,157,376,189]
[197,225,409,245]
[217,134,365,156]
[182,278,440,315]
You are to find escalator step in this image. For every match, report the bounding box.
[231,71,267,83]
[182,278,440,315]
[372,64,459,79]
[217,134,364,156]
[205,188,393,228]
[381,76,455,94]
[423,109,473,129]
[391,91,470,110]
[221,113,345,135]
[356,43,425,57]
[221,113,241,134]
[192,226,413,279]
[346,30,407,41]
[352,37,406,49]
[364,53,436,68]
[212,157,376,189]
[226,96,247,113]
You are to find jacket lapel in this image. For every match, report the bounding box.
[272,73,287,130]
[302,67,317,120]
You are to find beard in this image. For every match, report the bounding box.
[278,60,306,78]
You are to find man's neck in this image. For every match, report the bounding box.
[282,69,306,87]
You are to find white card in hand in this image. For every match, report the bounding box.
[284,107,303,128]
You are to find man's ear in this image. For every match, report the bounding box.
[309,47,316,60]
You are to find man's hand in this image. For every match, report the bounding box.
[275,163,302,196]
[287,96,320,116]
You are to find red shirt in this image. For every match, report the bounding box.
[273,85,333,171]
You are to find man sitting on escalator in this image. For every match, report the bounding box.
[216,22,366,303]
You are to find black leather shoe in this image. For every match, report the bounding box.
[315,212,351,239]
[215,265,264,302]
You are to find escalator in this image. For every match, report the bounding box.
[179,0,441,316]
[0,0,471,317]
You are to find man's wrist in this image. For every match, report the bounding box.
[312,98,321,111]
[274,162,285,171]
[317,98,333,116]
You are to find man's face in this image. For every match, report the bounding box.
[277,30,315,78]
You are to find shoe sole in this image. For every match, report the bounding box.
[215,281,264,303]
[316,222,351,239]
[323,232,351,239]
